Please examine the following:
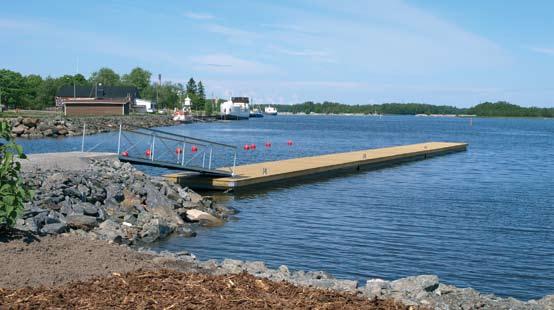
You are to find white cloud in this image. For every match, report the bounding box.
[204,24,259,42]
[530,47,554,55]
[183,11,214,20]
[190,54,277,75]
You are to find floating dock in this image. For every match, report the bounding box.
[165,142,467,190]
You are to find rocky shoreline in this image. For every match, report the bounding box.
[17,158,234,243]
[8,158,554,309]
[142,250,554,310]
[5,115,178,138]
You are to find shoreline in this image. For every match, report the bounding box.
[1,113,220,139]
[0,234,552,309]
[4,155,552,308]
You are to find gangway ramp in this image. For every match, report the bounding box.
[116,126,237,177]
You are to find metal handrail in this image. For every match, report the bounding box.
[125,124,237,149]
[116,124,238,176]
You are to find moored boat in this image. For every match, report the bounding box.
[220,97,250,120]
[264,106,278,116]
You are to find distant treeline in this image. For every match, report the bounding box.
[268,101,554,117]
[0,67,210,111]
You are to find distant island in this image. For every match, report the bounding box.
[263,101,554,118]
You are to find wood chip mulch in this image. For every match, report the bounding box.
[0,269,413,309]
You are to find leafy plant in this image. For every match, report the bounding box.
[0,120,32,227]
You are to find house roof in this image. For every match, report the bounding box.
[62,98,131,105]
[57,85,140,99]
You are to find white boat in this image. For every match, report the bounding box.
[264,106,278,115]
[172,107,192,122]
[220,97,250,120]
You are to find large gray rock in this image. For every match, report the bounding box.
[244,261,268,275]
[362,279,391,298]
[11,124,26,135]
[21,118,38,128]
[94,219,128,244]
[40,222,68,234]
[66,214,98,231]
[221,259,245,274]
[391,275,439,294]
[140,218,173,243]
[185,209,222,226]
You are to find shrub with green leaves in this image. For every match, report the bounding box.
[0,121,32,227]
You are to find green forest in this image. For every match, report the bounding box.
[1,67,552,117]
[268,101,554,117]
[0,67,211,111]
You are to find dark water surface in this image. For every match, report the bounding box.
[20,116,554,300]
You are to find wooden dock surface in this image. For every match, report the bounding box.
[165,142,467,190]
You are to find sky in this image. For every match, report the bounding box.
[0,0,553,107]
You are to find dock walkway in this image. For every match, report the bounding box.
[165,142,467,190]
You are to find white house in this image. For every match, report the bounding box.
[135,99,157,113]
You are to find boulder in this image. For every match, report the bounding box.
[185,209,222,226]
[140,218,173,243]
[362,279,391,298]
[81,203,99,216]
[66,214,98,231]
[40,223,68,235]
[11,124,26,135]
[391,275,439,294]
[21,118,38,128]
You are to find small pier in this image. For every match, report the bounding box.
[165,142,468,190]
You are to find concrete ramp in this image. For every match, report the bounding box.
[19,152,116,172]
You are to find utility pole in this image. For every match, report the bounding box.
[156,74,161,107]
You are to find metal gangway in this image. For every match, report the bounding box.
[116,125,237,177]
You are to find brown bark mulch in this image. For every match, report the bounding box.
[0,269,413,309]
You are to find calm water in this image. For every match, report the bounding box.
[19,116,554,300]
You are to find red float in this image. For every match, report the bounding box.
[265,142,272,148]
[121,151,129,157]
[243,144,250,150]
[287,140,293,146]
[191,145,198,152]
[145,149,152,157]
[250,144,256,149]
[175,147,182,154]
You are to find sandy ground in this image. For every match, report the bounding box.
[0,233,196,288]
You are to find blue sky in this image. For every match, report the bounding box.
[1,0,553,107]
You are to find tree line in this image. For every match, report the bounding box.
[268,101,554,117]
[0,67,211,111]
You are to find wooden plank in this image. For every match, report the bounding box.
[165,142,467,190]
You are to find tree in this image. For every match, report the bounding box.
[0,69,27,109]
[0,121,33,228]
[197,81,207,112]
[23,74,43,109]
[186,78,197,97]
[89,67,120,86]
[122,67,152,92]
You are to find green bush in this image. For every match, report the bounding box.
[0,121,32,227]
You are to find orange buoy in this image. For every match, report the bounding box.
[121,151,129,157]
[145,149,152,157]
[191,145,198,152]
[243,144,250,150]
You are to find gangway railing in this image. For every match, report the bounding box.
[116,125,237,177]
